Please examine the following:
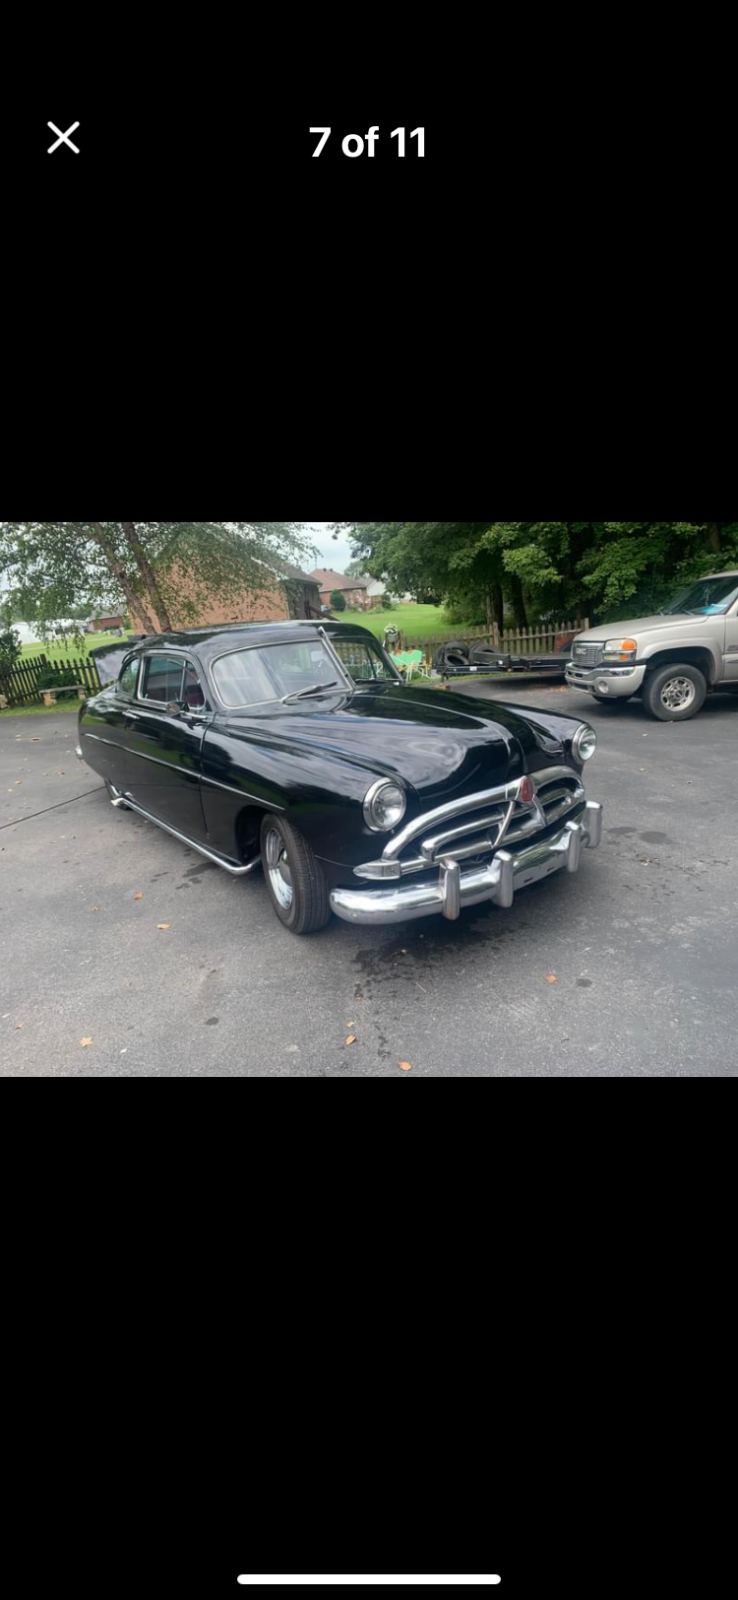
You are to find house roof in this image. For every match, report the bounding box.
[310,569,369,590]
[266,557,321,586]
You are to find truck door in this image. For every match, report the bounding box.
[723,600,738,682]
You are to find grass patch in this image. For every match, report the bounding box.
[18,632,126,662]
[0,702,81,718]
[356,605,479,643]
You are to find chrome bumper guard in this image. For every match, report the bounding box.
[330,802,603,926]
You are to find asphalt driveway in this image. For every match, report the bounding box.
[2,684,737,1076]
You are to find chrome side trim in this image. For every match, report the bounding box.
[108,791,262,877]
[200,773,285,810]
[83,731,120,749]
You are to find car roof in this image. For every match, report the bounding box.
[127,620,381,662]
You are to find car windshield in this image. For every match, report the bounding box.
[661,576,738,615]
[212,641,348,708]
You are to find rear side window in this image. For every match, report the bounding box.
[118,658,140,698]
[140,655,185,704]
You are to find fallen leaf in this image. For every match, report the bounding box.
[15,1024,23,1031]
[399,1061,413,1072]
[92,907,100,913]
[133,893,144,901]
[641,857,651,865]
[80,1037,93,1048]
[157,924,171,931]
[347,1021,356,1028]
[345,1035,357,1046]
[545,975,558,983]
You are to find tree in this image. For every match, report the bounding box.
[345,521,738,628]
[0,522,311,636]
[0,627,21,676]
[330,589,347,612]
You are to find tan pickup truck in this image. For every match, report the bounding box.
[566,571,738,721]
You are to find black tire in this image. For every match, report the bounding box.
[260,814,331,935]
[642,663,707,722]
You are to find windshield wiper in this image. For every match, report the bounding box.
[281,680,341,704]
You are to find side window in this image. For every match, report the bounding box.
[118,657,140,698]
[182,663,206,711]
[140,655,185,704]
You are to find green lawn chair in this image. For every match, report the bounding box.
[392,649,429,682]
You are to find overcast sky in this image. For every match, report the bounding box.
[304,522,355,572]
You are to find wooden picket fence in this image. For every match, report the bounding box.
[411,622,588,661]
[0,653,103,708]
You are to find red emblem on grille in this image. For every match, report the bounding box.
[519,777,534,804]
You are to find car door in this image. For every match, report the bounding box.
[122,652,210,841]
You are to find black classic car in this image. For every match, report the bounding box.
[77,621,603,935]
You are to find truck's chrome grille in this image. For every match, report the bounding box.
[573,641,604,665]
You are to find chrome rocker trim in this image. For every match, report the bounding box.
[105,784,262,878]
[331,802,603,926]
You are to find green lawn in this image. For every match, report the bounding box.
[354,605,477,643]
[0,701,81,718]
[19,632,125,662]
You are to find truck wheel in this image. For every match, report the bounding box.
[261,814,331,935]
[642,664,707,721]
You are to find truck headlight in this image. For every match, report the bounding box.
[364,779,407,832]
[572,725,598,763]
[603,638,637,661]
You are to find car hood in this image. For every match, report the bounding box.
[221,684,567,805]
[575,613,719,641]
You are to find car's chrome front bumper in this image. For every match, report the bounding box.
[330,802,603,926]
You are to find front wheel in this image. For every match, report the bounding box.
[260,815,331,935]
[642,664,707,721]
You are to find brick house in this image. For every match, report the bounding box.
[166,559,322,630]
[86,610,127,632]
[310,569,370,610]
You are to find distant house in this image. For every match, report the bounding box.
[166,558,322,630]
[87,610,127,633]
[366,579,390,607]
[310,569,371,610]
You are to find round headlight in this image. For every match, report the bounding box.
[364,779,407,833]
[573,725,598,763]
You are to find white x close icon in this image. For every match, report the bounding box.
[47,121,80,154]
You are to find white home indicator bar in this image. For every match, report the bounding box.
[238,1581,501,1587]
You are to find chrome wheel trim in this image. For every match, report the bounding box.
[661,676,696,712]
[265,829,293,910]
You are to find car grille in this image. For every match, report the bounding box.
[393,770,586,875]
[573,641,604,666]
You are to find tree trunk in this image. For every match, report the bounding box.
[87,523,156,634]
[509,574,528,630]
[485,590,495,632]
[122,522,173,631]
[707,522,722,554]
[493,584,504,630]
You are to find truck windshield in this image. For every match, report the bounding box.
[662,576,738,615]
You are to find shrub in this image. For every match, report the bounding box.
[36,664,79,690]
[330,590,347,612]
[380,596,396,611]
